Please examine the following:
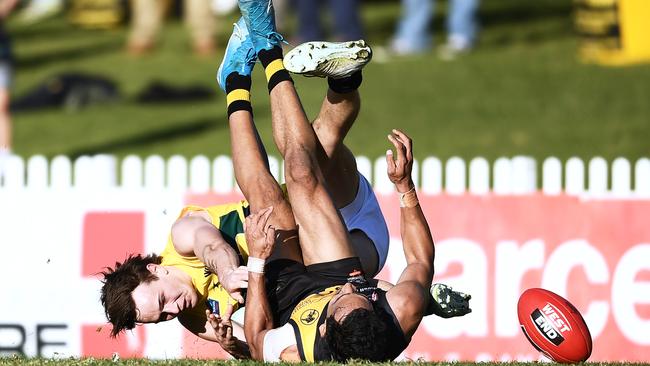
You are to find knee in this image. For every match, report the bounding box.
[284,148,319,190]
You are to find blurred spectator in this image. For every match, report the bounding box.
[391,0,479,59]
[127,0,216,56]
[295,0,363,43]
[0,0,18,171]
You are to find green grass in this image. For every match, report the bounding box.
[8,0,650,163]
[1,359,650,366]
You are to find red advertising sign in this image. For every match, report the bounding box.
[81,192,650,361]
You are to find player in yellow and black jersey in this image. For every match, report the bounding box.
[216,2,469,361]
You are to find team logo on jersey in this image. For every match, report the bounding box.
[204,267,213,278]
[300,309,319,325]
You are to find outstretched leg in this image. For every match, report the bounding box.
[284,40,385,275]
[311,78,382,275]
[266,75,356,265]
[217,19,301,263]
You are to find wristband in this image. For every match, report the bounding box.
[399,187,419,208]
[247,257,265,274]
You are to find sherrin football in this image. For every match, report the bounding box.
[517,288,592,363]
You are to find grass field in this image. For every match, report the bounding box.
[8,0,650,163]
[1,359,650,366]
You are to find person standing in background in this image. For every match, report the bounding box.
[127,0,216,56]
[0,0,18,173]
[295,0,363,43]
[391,0,479,60]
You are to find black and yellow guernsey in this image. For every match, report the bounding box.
[285,278,408,361]
[287,285,340,361]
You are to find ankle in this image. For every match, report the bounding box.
[225,73,253,117]
[258,46,292,93]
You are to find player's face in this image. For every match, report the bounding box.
[131,270,198,324]
[327,282,373,323]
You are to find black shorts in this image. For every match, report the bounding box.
[265,257,364,326]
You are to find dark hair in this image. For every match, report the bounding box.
[324,308,389,361]
[99,254,162,337]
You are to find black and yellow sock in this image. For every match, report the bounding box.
[328,70,362,94]
[258,46,293,93]
[225,73,252,117]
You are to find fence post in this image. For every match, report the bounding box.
[588,157,608,196]
[145,155,165,191]
[168,155,188,192]
[421,157,442,195]
[2,155,24,189]
[190,155,210,193]
[635,158,650,197]
[511,156,536,194]
[493,157,512,195]
[94,154,118,189]
[542,157,562,195]
[51,155,72,189]
[122,155,143,189]
[445,157,466,195]
[374,156,393,194]
[611,157,631,197]
[213,155,234,193]
[74,155,93,189]
[565,157,585,196]
[469,157,490,195]
[27,155,48,190]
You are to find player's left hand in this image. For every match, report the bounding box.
[244,206,276,260]
[430,283,472,319]
[386,129,415,193]
[206,304,243,356]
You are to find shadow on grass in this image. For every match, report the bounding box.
[16,39,124,70]
[10,17,79,40]
[68,117,224,158]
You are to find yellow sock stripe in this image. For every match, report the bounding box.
[226,89,251,106]
[264,59,285,82]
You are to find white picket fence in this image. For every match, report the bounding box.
[1,154,649,198]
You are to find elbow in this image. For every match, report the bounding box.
[249,339,264,360]
[244,328,263,360]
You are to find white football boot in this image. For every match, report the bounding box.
[283,39,372,79]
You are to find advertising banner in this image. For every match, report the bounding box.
[0,191,648,361]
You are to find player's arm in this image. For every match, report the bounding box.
[171,214,248,303]
[384,130,436,338]
[242,207,277,359]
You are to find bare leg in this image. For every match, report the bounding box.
[269,80,356,265]
[312,88,360,207]
[269,74,378,272]
[312,86,379,275]
[228,110,301,263]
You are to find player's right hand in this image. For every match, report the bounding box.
[244,206,276,260]
[386,129,415,193]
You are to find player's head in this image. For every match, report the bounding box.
[320,282,388,361]
[100,254,198,337]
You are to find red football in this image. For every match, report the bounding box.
[518,288,592,363]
